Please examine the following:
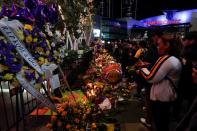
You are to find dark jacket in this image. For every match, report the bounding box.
[176,93,197,131]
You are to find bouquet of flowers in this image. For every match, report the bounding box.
[0,35,22,83]
[46,102,95,131]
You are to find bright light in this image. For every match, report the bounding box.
[107,41,110,44]
[93,29,101,37]
[177,12,190,23]
[102,40,105,44]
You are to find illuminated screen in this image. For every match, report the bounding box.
[93,29,100,37]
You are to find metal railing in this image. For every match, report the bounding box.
[0,81,38,131]
[0,50,92,131]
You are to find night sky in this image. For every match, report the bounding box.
[137,0,197,19]
[95,0,197,20]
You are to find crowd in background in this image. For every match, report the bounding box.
[91,30,197,131]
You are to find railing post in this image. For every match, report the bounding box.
[19,86,25,130]
[16,87,19,131]
[0,82,9,129]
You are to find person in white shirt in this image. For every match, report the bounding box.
[138,36,182,131]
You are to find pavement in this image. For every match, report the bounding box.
[1,85,151,131]
[15,98,150,131]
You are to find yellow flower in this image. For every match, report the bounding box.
[25,35,33,43]
[36,47,44,53]
[46,51,50,55]
[38,57,45,65]
[34,83,42,89]
[3,73,14,80]
[91,123,97,129]
[22,66,29,70]
[24,24,33,31]
[13,58,17,62]
[33,38,38,42]
[11,79,20,87]
[0,64,8,72]
[46,40,51,50]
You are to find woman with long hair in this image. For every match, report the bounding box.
[138,35,182,131]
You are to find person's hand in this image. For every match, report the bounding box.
[135,60,150,68]
[140,62,150,67]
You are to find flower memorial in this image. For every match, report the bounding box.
[0,35,22,82]
[0,0,132,130]
[0,31,44,89]
[82,40,123,109]
[46,100,95,130]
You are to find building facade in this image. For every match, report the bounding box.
[95,0,137,18]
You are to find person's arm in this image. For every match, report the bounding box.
[140,55,171,83]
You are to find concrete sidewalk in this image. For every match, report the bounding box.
[121,123,150,131]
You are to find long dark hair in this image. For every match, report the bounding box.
[161,36,182,58]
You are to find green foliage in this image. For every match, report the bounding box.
[56,0,93,38]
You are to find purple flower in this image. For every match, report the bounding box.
[24,70,35,80]
[15,8,35,24]
[6,43,15,50]
[37,76,43,83]
[47,55,53,61]
[40,41,47,48]
[24,30,30,36]
[0,5,12,17]
[24,0,38,12]
[32,27,40,37]
[10,64,22,73]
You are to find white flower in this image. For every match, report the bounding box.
[48,31,53,37]
[87,0,93,4]
[77,29,81,33]
[55,30,61,38]
[51,42,56,47]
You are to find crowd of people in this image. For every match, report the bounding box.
[96,30,197,131]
